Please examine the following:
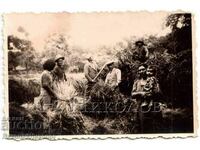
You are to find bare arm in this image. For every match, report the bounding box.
[144,46,149,58]
[105,74,108,84]
[131,81,137,97]
[42,74,57,99]
[116,69,121,86]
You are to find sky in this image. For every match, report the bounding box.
[4,12,171,52]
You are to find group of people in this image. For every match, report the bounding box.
[84,57,160,108]
[37,40,157,115]
[83,40,161,132]
[83,40,155,102]
[132,65,160,111]
[84,56,122,99]
[32,39,162,133]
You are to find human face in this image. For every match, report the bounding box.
[108,63,114,71]
[146,68,154,77]
[137,43,143,48]
[57,58,64,66]
[138,66,146,77]
[88,57,93,62]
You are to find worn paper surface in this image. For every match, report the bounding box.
[2,11,197,140]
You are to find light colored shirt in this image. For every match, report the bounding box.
[132,78,147,93]
[105,68,121,88]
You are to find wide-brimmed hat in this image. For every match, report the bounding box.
[87,57,93,61]
[85,54,93,61]
[106,61,114,66]
[55,54,65,62]
[106,59,118,66]
[135,40,145,46]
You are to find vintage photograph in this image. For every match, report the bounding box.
[3,12,195,138]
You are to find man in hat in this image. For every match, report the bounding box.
[105,60,121,91]
[84,56,99,99]
[134,40,149,62]
[52,54,67,82]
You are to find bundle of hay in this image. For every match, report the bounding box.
[9,76,40,104]
[10,75,87,136]
[46,79,87,135]
[9,102,45,135]
[82,79,132,117]
[67,76,86,96]
[10,99,87,135]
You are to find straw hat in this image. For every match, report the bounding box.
[55,54,65,62]
[135,40,145,46]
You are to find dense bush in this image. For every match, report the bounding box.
[9,102,87,135]
[9,76,40,104]
[116,41,192,108]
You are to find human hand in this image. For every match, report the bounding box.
[91,79,96,83]
[111,85,117,91]
[140,91,146,97]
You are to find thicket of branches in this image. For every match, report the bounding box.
[116,13,192,108]
[8,35,37,72]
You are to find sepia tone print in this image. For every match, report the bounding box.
[3,12,197,139]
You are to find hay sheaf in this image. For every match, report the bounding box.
[8,74,86,105]
[9,101,87,135]
[9,76,41,104]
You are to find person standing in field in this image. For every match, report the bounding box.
[84,56,99,99]
[131,65,147,99]
[51,54,78,113]
[131,65,148,133]
[35,59,59,111]
[140,65,162,133]
[143,65,160,108]
[134,40,149,62]
[52,54,67,82]
[105,61,121,91]
[51,54,68,101]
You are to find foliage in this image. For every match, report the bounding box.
[9,102,87,135]
[43,33,70,58]
[164,13,192,53]
[9,76,41,105]
[114,13,193,108]
[8,35,37,72]
[8,50,21,71]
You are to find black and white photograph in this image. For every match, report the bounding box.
[3,12,196,138]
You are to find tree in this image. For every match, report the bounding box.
[164,13,192,53]
[114,13,193,108]
[8,50,21,71]
[43,33,70,58]
[20,49,36,73]
[8,35,36,72]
